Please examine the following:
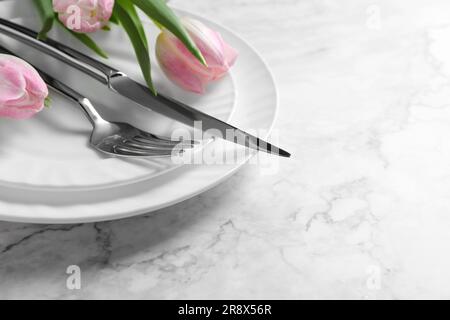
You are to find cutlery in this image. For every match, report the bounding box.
[0,45,195,158]
[0,18,291,158]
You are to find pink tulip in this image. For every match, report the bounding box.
[53,0,115,33]
[156,17,238,94]
[0,54,48,120]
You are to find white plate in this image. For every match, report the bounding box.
[0,2,279,223]
[0,7,236,190]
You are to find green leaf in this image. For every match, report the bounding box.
[66,31,109,59]
[115,0,155,94]
[109,10,120,25]
[33,0,55,40]
[117,0,148,50]
[131,0,206,66]
[44,96,52,108]
[56,20,109,59]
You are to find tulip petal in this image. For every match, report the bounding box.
[181,17,226,67]
[223,40,238,67]
[0,54,48,119]
[0,66,26,103]
[156,33,208,94]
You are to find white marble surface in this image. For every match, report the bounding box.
[3,0,450,299]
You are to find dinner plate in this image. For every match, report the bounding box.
[0,5,236,190]
[0,1,279,223]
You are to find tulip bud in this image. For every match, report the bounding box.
[53,0,115,33]
[156,17,238,94]
[0,54,48,119]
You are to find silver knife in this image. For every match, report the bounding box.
[0,18,290,157]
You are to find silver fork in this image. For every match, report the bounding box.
[0,47,196,158]
[45,74,197,158]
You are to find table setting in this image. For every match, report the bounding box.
[4,0,450,302]
[0,0,288,224]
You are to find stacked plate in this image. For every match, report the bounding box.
[0,1,278,223]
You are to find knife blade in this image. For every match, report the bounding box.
[110,75,291,157]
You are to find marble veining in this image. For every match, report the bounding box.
[2,0,450,299]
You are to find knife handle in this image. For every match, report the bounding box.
[0,17,120,86]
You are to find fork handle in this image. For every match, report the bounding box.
[0,17,118,86]
[40,72,104,126]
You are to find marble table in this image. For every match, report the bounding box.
[2,0,450,299]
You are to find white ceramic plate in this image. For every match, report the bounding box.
[0,1,279,223]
